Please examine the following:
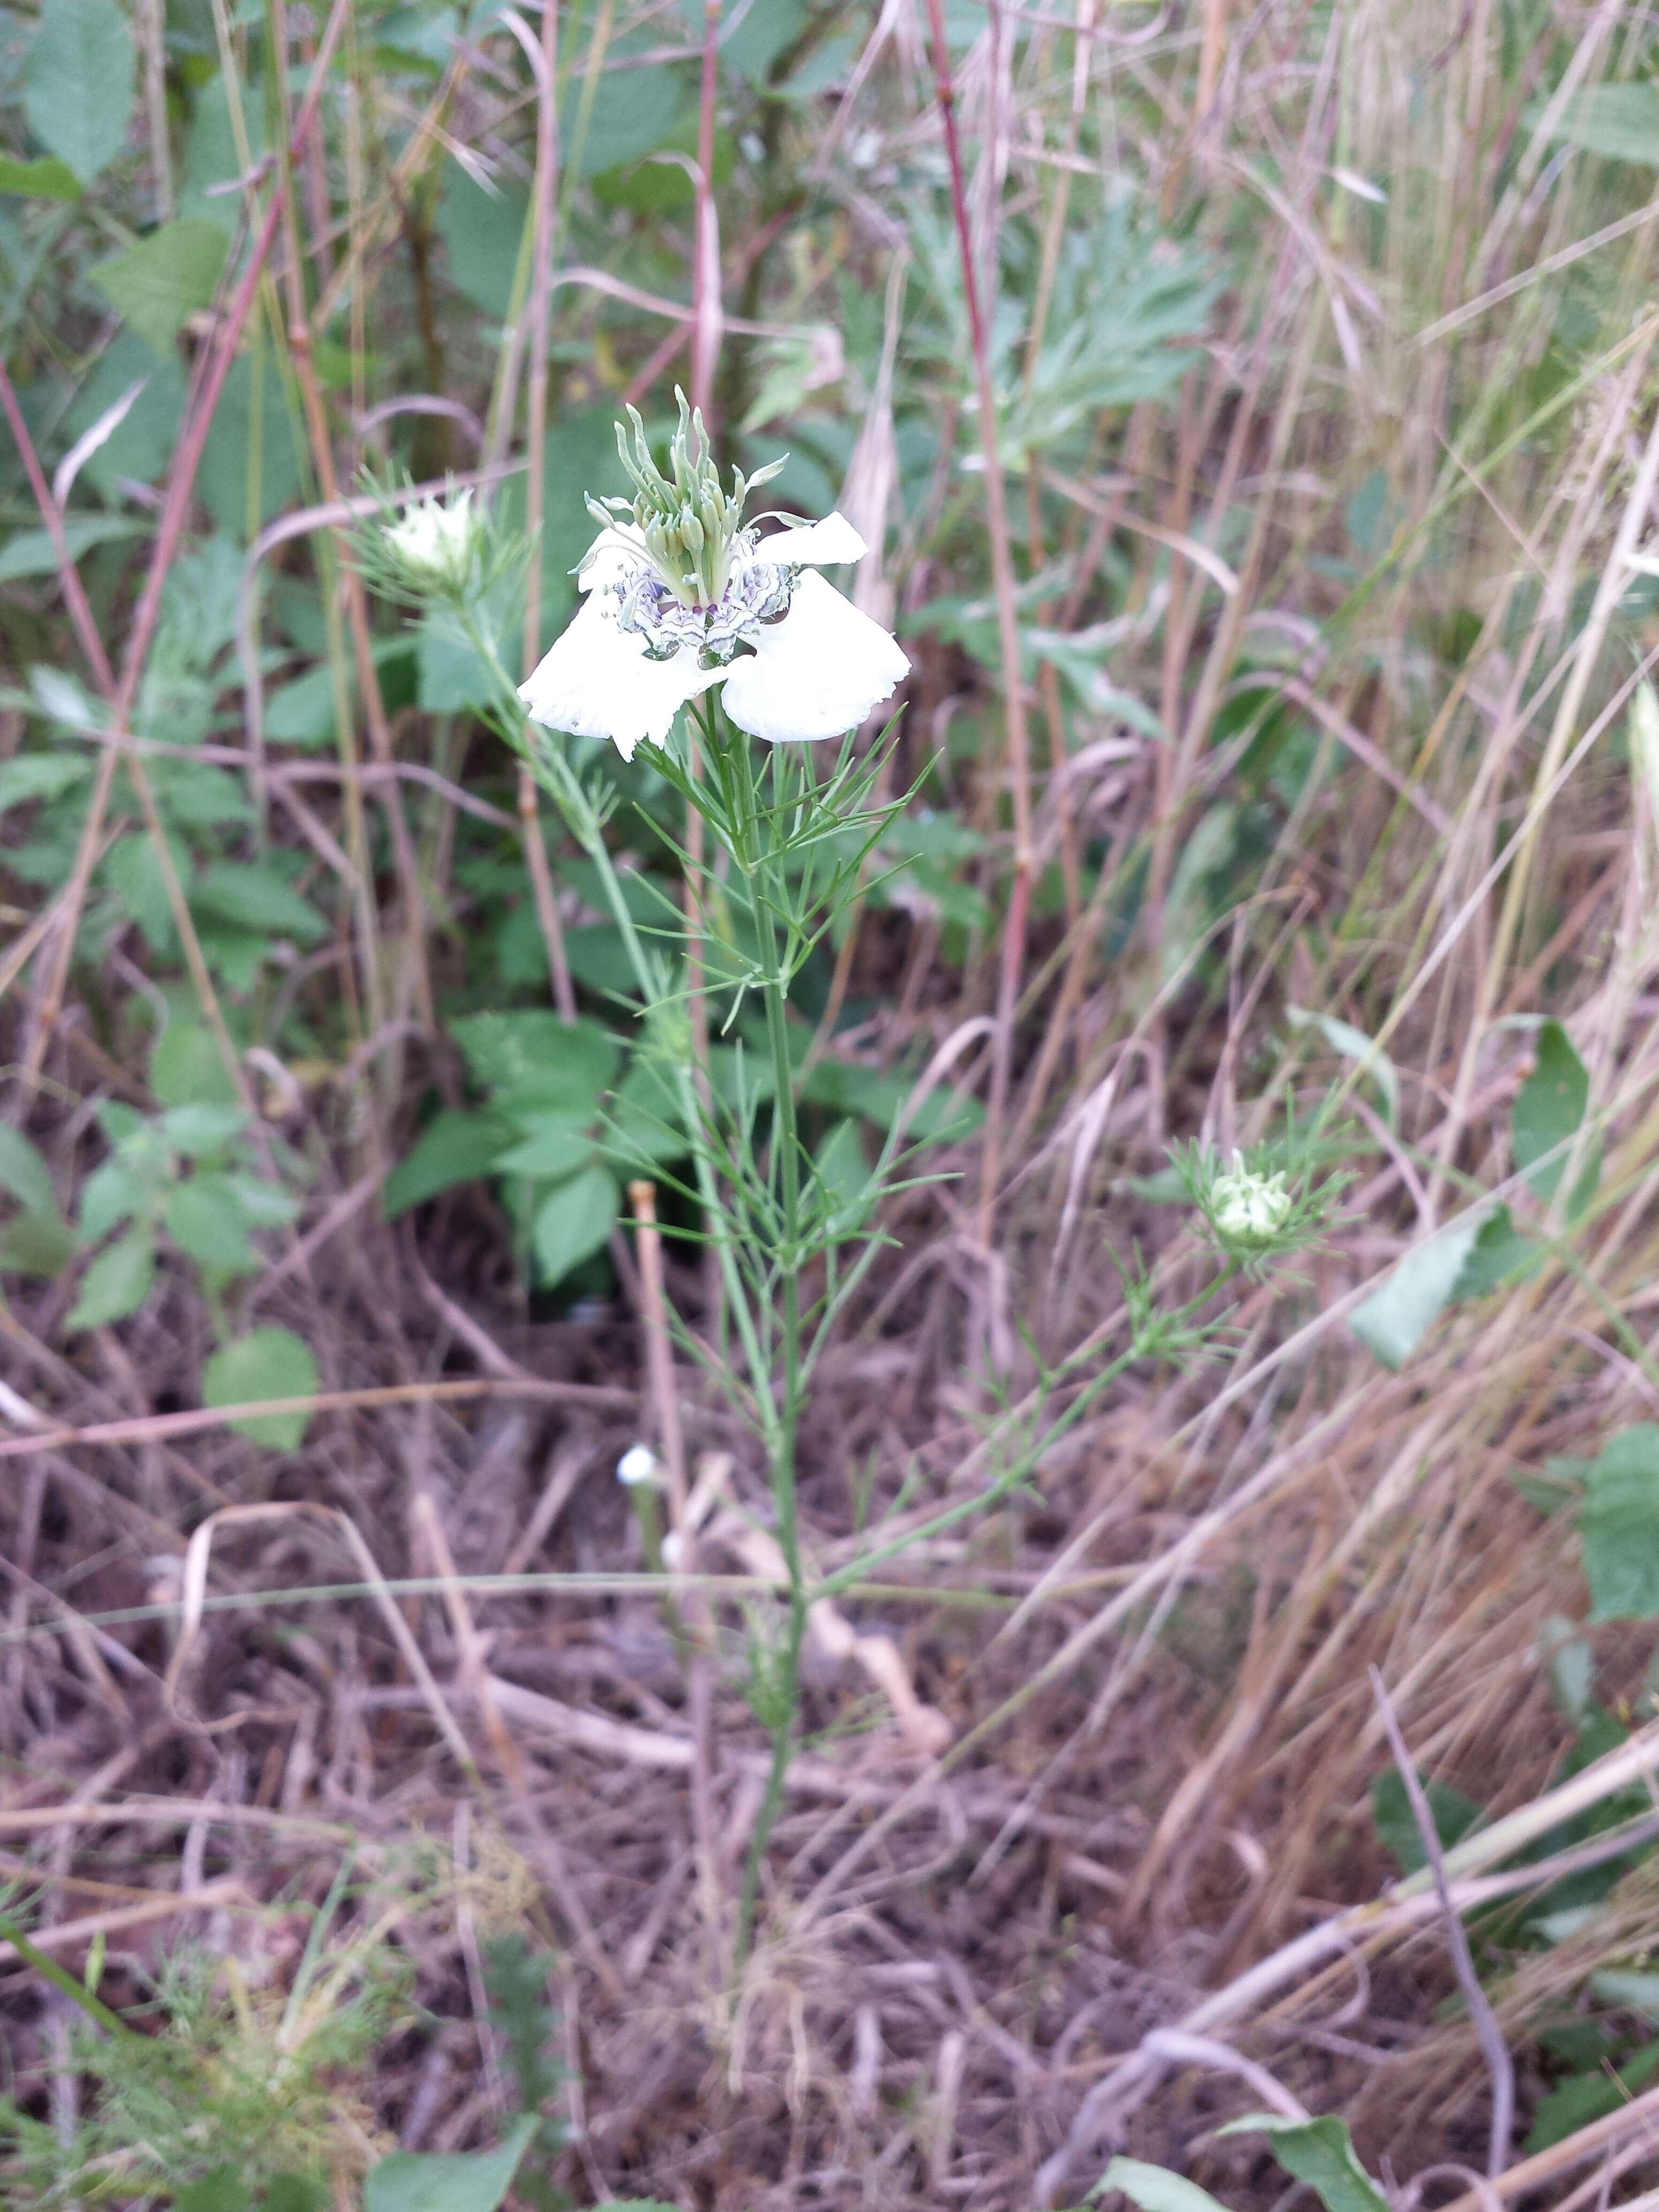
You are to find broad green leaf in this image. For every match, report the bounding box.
[222,1174,300,1228]
[1589,1969,1659,2019]
[193,861,327,945]
[1215,2115,1389,2212]
[495,1113,595,1182]
[0,752,92,810]
[264,2177,329,2212]
[601,1057,689,1171]
[434,163,529,319]
[813,1117,872,1236]
[364,2115,536,2212]
[799,1055,983,1144]
[1349,1214,1483,1369]
[165,1177,256,1273]
[63,331,188,499]
[453,1011,618,1117]
[593,114,732,215]
[0,1127,57,1220]
[160,1103,247,1156]
[1513,1020,1591,1205]
[0,1206,73,1277]
[176,2169,252,2212]
[202,1327,319,1452]
[180,71,264,234]
[1369,1768,1483,1875]
[1095,2155,1231,2212]
[384,1111,509,1218]
[69,1229,156,1331]
[152,1021,238,1109]
[1525,2038,1659,2150]
[570,63,687,179]
[0,154,81,200]
[1451,1204,1542,1299]
[532,1163,620,1287]
[79,1157,150,1245]
[1546,84,1659,164]
[1579,1426,1659,1622]
[1287,1006,1398,1126]
[91,220,228,357]
[105,830,180,955]
[24,0,135,186]
[0,515,147,582]
[197,349,304,537]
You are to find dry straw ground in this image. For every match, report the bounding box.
[7,0,1659,2206]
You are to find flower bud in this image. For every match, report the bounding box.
[1209,1151,1293,1243]
[382,488,479,595]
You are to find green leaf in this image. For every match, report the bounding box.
[79,1157,151,1244]
[0,752,91,811]
[601,1057,689,1171]
[264,2178,329,2212]
[1286,1006,1399,1126]
[531,1163,619,1287]
[384,1111,509,1218]
[24,0,135,186]
[495,1112,595,1182]
[434,163,529,320]
[69,1228,156,1331]
[593,114,734,214]
[0,515,147,582]
[63,330,188,499]
[201,1327,319,1452]
[1350,1213,1484,1369]
[1095,2155,1231,2212]
[1451,1204,1542,1299]
[798,1055,983,1144]
[364,2115,536,2212]
[1513,1019,1592,1206]
[165,1176,256,1272]
[1526,2038,1659,2151]
[152,1021,238,1109]
[160,1103,247,1157]
[1215,2116,1389,2212]
[193,860,327,945]
[0,1206,74,1278]
[0,154,81,200]
[1370,1768,1483,1875]
[91,220,229,357]
[0,1127,57,1220]
[813,1117,872,1236]
[1580,1426,1659,1622]
[1546,84,1659,165]
[453,1011,619,1118]
[176,2170,252,2212]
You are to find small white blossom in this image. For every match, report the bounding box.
[1208,1151,1294,1243]
[519,397,908,759]
[616,1443,659,1487]
[382,488,479,593]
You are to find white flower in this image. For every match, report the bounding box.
[382,488,479,593]
[1208,1152,1293,1243]
[616,1443,659,1487]
[517,399,908,759]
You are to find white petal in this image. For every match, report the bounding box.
[576,524,648,593]
[519,596,719,760]
[721,571,909,744]
[755,511,868,567]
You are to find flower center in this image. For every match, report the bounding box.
[612,542,797,668]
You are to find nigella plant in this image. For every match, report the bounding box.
[357,403,916,1968]
[519,394,909,756]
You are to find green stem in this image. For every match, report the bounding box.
[729,721,809,1969]
[463,612,768,1393]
